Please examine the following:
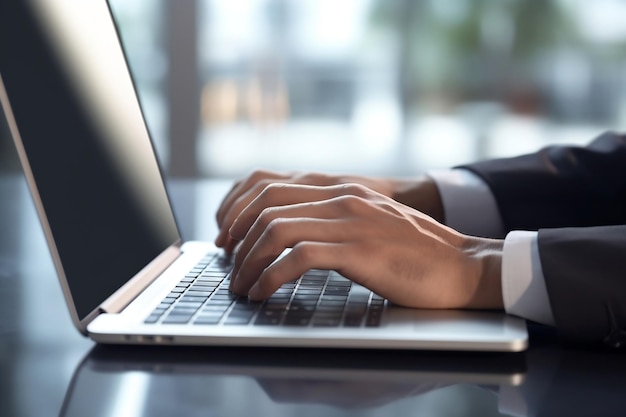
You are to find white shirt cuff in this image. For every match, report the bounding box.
[428,169,506,238]
[502,231,555,326]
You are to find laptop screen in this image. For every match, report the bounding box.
[0,1,180,320]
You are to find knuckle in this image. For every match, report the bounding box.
[249,169,271,182]
[336,194,367,213]
[299,172,330,185]
[260,268,284,290]
[263,217,286,241]
[291,242,317,266]
[342,182,367,197]
[251,178,274,196]
[261,182,286,200]
[257,206,276,225]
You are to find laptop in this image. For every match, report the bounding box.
[0,0,527,351]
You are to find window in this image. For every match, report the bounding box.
[111,0,626,178]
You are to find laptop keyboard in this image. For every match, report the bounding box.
[144,253,385,328]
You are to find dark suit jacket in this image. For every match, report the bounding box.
[461,132,626,347]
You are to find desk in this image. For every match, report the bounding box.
[1,175,625,417]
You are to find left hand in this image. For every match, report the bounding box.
[227,182,504,310]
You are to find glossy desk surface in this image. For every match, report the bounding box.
[1,175,625,417]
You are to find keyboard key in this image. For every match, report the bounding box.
[327,280,351,287]
[169,308,199,315]
[200,306,229,314]
[205,299,234,306]
[163,314,193,324]
[224,308,255,324]
[293,294,320,301]
[266,297,291,305]
[231,303,258,310]
[180,296,208,303]
[304,269,328,277]
[273,288,294,295]
[343,315,363,327]
[196,277,223,283]
[365,311,383,327]
[345,305,367,315]
[318,300,345,308]
[283,315,312,326]
[320,295,348,302]
[315,304,344,312]
[144,314,162,324]
[312,317,341,327]
[224,316,252,325]
[194,316,221,325]
[228,309,256,319]
[293,288,321,295]
[324,287,350,295]
[255,310,283,325]
[210,294,236,301]
[288,304,316,313]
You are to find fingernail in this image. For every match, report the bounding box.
[228,269,238,290]
[228,226,240,240]
[248,283,261,300]
[215,231,225,247]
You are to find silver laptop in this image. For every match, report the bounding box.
[0,0,527,351]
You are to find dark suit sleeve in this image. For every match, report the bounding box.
[538,226,626,347]
[460,131,626,232]
[460,132,626,347]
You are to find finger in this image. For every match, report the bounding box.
[215,170,290,247]
[222,237,239,256]
[216,170,288,229]
[217,179,293,247]
[217,174,354,247]
[231,199,350,275]
[229,183,369,241]
[231,217,354,294]
[246,242,349,300]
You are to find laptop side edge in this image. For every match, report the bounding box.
[0,73,90,333]
[0,74,184,335]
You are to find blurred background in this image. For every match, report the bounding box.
[3,0,626,178]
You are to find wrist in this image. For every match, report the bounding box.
[463,237,505,310]
[392,175,445,223]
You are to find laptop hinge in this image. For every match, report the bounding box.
[99,243,182,314]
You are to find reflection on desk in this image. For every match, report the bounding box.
[62,346,525,417]
[59,343,626,417]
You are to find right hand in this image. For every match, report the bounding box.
[224,182,504,310]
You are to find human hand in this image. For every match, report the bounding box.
[215,170,444,253]
[226,182,504,310]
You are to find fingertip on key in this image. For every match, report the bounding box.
[247,283,262,300]
[215,230,226,247]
